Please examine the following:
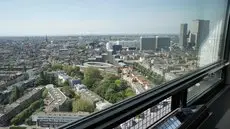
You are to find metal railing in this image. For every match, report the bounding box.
[58,61,228,129]
[116,97,171,129]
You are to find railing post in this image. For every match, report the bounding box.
[171,89,188,110]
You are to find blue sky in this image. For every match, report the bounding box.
[0,0,227,36]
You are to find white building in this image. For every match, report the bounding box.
[165,73,178,81]
[74,84,87,92]
[106,42,116,50]
[57,72,70,84]
[96,101,113,111]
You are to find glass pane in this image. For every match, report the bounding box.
[187,70,222,101]
[0,0,228,128]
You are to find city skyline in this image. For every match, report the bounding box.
[0,0,226,36]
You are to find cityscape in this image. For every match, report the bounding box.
[0,18,221,129]
[0,0,226,129]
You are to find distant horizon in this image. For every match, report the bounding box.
[0,0,226,36]
[0,33,179,37]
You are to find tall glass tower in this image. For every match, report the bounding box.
[179,24,188,49]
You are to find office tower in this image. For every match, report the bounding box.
[156,36,170,50]
[191,20,210,50]
[140,37,156,51]
[188,33,195,44]
[45,35,48,43]
[179,24,188,49]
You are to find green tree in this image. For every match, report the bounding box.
[125,88,135,97]
[71,66,80,76]
[61,86,75,98]
[25,117,33,125]
[42,88,48,98]
[9,86,20,103]
[83,67,102,89]
[104,74,119,82]
[11,99,44,125]
[72,98,95,113]
[93,78,134,103]
[52,64,63,70]
[115,79,121,86]
[63,80,70,86]
[133,62,164,85]
[105,91,123,103]
[119,80,128,90]
[63,65,72,75]
[94,80,110,97]
[36,71,50,86]
[63,65,81,77]
[109,83,120,92]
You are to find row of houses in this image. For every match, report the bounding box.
[0,77,36,105]
[0,88,43,126]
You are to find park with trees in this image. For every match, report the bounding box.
[83,67,135,103]
[72,96,95,113]
[34,64,135,113]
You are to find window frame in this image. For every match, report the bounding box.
[58,1,230,128]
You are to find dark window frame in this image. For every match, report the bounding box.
[58,1,230,128]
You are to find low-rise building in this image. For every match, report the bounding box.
[80,90,102,103]
[74,84,87,92]
[69,79,81,87]
[32,112,89,128]
[45,84,67,112]
[96,101,112,111]
[0,88,43,126]
[165,72,178,81]
[57,73,70,84]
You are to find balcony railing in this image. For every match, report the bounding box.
[58,61,228,129]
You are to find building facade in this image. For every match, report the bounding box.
[140,37,156,51]
[156,36,171,50]
[0,88,43,126]
[191,19,210,50]
[32,112,89,128]
[179,24,188,49]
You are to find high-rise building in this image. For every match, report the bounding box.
[191,20,210,50]
[45,35,48,43]
[179,24,188,49]
[140,37,156,51]
[156,36,170,50]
